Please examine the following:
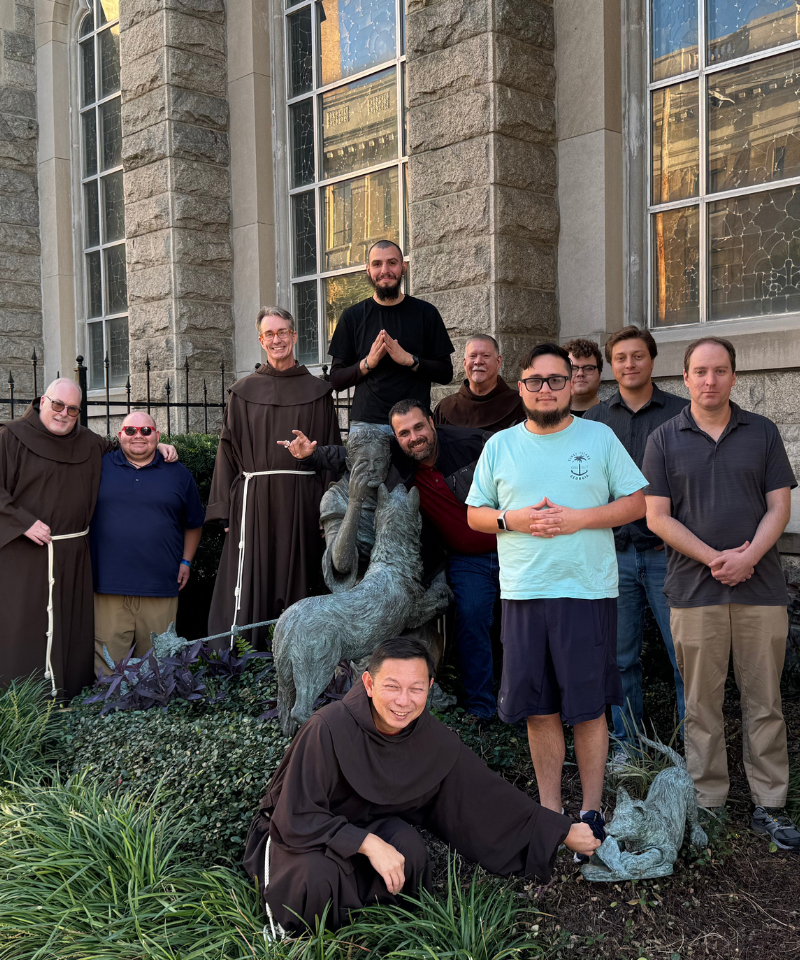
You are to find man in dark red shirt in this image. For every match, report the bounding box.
[285,402,497,722]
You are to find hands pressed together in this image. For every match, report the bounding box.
[506,497,584,538]
[364,330,414,371]
[708,541,754,586]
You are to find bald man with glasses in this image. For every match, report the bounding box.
[0,381,178,698]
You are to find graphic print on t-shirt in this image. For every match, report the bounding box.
[568,452,591,480]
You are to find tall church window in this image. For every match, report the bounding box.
[649,1,800,326]
[285,0,408,365]
[79,1,128,388]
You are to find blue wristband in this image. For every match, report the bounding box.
[180,559,192,568]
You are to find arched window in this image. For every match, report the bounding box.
[78,0,128,388]
[285,0,408,366]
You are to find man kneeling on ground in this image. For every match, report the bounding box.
[243,636,600,933]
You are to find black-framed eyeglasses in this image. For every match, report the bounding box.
[520,376,569,393]
[44,395,80,418]
[572,364,598,376]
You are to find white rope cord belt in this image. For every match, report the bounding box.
[261,836,287,943]
[45,528,90,697]
[231,470,314,648]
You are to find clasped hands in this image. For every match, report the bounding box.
[708,541,755,586]
[363,330,414,371]
[507,497,584,538]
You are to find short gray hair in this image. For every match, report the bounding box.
[256,306,295,334]
[465,334,499,354]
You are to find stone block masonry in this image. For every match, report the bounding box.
[0,0,42,402]
[120,0,234,431]
[406,0,558,398]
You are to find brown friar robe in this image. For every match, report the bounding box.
[206,364,341,648]
[243,680,571,932]
[433,377,524,433]
[0,402,109,699]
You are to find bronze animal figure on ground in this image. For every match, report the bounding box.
[272,483,451,736]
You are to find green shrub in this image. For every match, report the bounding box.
[0,678,57,786]
[162,433,225,640]
[56,696,290,866]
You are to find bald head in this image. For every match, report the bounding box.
[39,378,82,435]
[118,410,160,466]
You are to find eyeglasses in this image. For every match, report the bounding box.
[45,396,80,418]
[572,364,598,376]
[520,376,569,393]
[120,426,154,437]
[260,328,294,342]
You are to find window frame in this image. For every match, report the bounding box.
[646,2,800,329]
[77,0,129,391]
[282,0,409,367]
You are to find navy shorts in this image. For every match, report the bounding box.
[498,597,622,726]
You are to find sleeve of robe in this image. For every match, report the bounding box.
[269,718,369,872]
[423,741,572,883]
[0,428,37,550]
[206,402,237,524]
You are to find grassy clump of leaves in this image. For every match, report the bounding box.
[0,678,57,786]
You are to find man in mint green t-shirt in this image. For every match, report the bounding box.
[466,343,646,861]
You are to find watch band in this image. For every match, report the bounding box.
[411,355,420,371]
[496,510,508,531]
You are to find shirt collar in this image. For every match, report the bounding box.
[111,447,164,469]
[678,401,748,432]
[608,383,667,413]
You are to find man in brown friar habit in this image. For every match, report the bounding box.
[243,636,600,935]
[207,307,341,648]
[0,378,178,699]
[433,334,524,433]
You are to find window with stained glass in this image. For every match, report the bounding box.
[285,0,407,365]
[79,0,129,388]
[649,1,800,326]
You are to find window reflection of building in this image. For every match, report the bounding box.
[79,0,129,389]
[649,2,800,326]
[286,0,406,365]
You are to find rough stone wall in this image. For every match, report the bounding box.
[0,0,42,403]
[120,0,234,431]
[406,0,558,397]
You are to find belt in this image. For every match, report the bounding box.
[231,470,314,647]
[45,528,90,697]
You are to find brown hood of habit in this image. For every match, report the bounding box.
[2,400,95,464]
[436,377,522,430]
[230,363,333,406]
[267,680,462,808]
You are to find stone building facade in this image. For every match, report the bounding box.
[0,0,798,548]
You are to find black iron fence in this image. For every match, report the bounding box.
[1,351,352,436]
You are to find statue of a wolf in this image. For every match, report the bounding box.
[273,483,451,736]
[582,734,708,881]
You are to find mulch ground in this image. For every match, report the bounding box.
[431,686,800,960]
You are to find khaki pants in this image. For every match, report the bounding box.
[670,604,789,808]
[94,593,179,676]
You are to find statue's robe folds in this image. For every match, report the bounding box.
[243,680,571,931]
[206,364,341,647]
[0,402,108,698]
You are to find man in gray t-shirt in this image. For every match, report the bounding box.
[643,336,798,851]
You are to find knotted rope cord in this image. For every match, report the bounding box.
[45,528,90,697]
[261,836,287,943]
[231,470,315,649]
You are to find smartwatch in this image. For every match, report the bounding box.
[411,355,420,372]
[496,511,508,531]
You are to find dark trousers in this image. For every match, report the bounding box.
[447,551,500,719]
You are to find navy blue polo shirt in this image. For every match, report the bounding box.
[91,449,205,597]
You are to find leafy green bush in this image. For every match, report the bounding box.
[162,433,224,640]
[0,678,57,786]
[56,692,289,865]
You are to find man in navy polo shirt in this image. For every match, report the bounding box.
[90,411,205,674]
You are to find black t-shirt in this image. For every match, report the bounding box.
[328,295,454,424]
[642,403,797,608]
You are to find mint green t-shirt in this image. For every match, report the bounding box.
[466,418,647,600]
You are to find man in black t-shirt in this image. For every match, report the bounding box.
[328,240,454,428]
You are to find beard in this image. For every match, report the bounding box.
[523,400,571,429]
[368,273,402,301]
[404,437,436,462]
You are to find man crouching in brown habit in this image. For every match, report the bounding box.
[244,636,600,934]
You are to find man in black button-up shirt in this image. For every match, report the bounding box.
[584,327,688,759]
[644,336,798,850]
